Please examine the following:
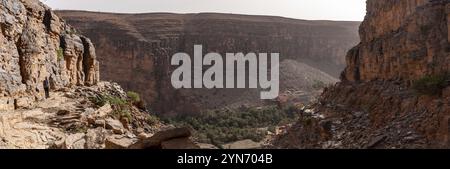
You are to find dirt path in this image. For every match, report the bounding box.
[0,92,75,149]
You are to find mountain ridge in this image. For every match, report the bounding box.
[56,10,363,23]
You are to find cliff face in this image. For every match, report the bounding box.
[0,0,196,149]
[56,11,360,115]
[343,0,449,82]
[0,0,99,110]
[274,0,450,149]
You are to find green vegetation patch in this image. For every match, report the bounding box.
[413,73,449,96]
[89,91,158,126]
[56,47,64,61]
[127,91,141,103]
[164,105,301,145]
[90,94,131,121]
[312,80,327,90]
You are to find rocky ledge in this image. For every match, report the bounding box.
[0,82,197,149]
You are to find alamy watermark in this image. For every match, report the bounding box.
[171,45,279,99]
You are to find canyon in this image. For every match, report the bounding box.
[56,11,360,115]
[170,45,280,99]
[1,0,447,149]
[274,0,450,149]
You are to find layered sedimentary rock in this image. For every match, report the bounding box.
[343,0,449,82]
[0,0,199,149]
[0,0,99,110]
[274,0,450,149]
[57,11,360,115]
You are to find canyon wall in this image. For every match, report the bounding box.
[0,0,99,111]
[275,0,450,149]
[343,0,449,82]
[57,11,360,115]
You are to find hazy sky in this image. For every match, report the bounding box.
[42,0,366,21]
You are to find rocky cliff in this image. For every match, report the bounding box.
[0,0,99,110]
[343,0,449,82]
[56,11,360,115]
[0,0,196,149]
[274,0,450,149]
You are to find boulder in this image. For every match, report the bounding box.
[105,118,125,134]
[137,132,152,140]
[49,138,66,149]
[197,143,219,149]
[95,104,112,117]
[94,120,106,128]
[0,98,15,111]
[161,137,200,149]
[14,97,34,109]
[105,135,135,149]
[365,135,387,149]
[85,128,106,149]
[128,127,192,149]
[64,133,86,149]
[222,139,262,149]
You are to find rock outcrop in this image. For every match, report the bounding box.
[0,81,197,149]
[274,0,450,149]
[343,0,449,82]
[0,0,196,149]
[56,11,360,115]
[129,127,198,149]
[0,0,99,111]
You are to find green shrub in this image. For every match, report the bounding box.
[127,91,147,109]
[420,25,432,35]
[89,95,108,107]
[413,74,448,96]
[89,94,132,121]
[106,95,127,106]
[90,94,127,106]
[127,91,141,103]
[303,117,313,126]
[74,126,88,133]
[268,126,276,133]
[56,47,64,61]
[67,28,78,35]
[146,115,160,125]
[312,80,326,89]
[113,108,132,122]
